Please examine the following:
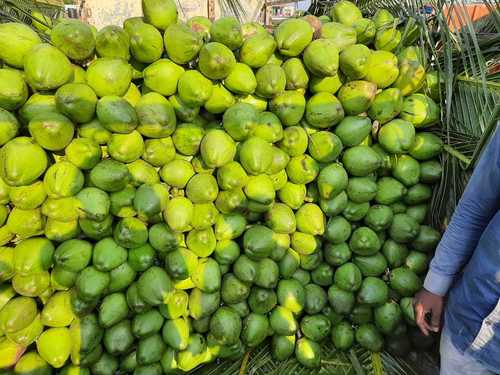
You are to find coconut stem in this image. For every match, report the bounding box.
[239,349,251,375]
[443,144,471,165]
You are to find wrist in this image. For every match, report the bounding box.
[423,269,453,297]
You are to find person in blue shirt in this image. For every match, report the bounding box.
[414,125,500,375]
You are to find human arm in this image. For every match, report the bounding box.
[415,126,500,335]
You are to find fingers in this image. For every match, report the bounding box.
[430,302,443,332]
[415,303,431,336]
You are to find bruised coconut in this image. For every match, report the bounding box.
[51,19,96,61]
[187,16,212,41]
[401,93,440,128]
[392,59,426,96]
[337,80,377,115]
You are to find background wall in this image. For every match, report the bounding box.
[83,0,266,30]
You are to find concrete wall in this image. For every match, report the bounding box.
[83,0,265,30]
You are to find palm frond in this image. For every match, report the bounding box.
[219,0,248,22]
[188,339,441,375]
[357,0,425,17]
[308,0,426,17]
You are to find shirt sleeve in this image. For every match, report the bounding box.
[424,125,500,296]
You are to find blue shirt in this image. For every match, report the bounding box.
[424,125,500,373]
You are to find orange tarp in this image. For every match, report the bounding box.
[443,4,494,31]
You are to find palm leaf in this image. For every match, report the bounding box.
[219,0,248,22]
[427,0,500,225]
[188,339,442,375]
[357,0,424,16]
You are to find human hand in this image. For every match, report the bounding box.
[413,288,444,336]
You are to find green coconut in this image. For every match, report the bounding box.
[239,34,277,69]
[373,9,395,30]
[353,18,376,45]
[255,64,286,99]
[18,93,57,125]
[164,23,203,65]
[378,119,416,154]
[368,88,403,124]
[136,92,176,138]
[211,16,244,51]
[375,27,402,51]
[224,63,257,95]
[0,69,28,111]
[126,21,164,63]
[330,1,362,26]
[51,19,96,61]
[400,94,440,128]
[0,109,19,146]
[24,44,73,91]
[241,22,268,40]
[0,137,48,187]
[303,39,339,77]
[282,58,309,90]
[337,80,377,115]
[55,83,97,124]
[339,44,371,80]
[364,50,399,88]
[86,58,132,97]
[320,22,357,50]
[274,18,314,57]
[305,93,344,129]
[198,42,237,80]
[123,16,145,31]
[392,60,426,96]
[0,22,42,68]
[205,84,236,114]
[143,59,185,97]
[309,74,344,95]
[269,91,306,127]
[142,0,178,30]
[28,112,75,151]
[178,70,213,107]
[96,25,131,60]
[97,96,138,134]
[187,16,212,41]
